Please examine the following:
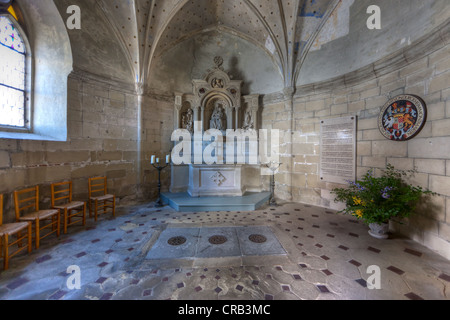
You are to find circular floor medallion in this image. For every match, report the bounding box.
[167,236,187,246]
[249,234,267,244]
[209,235,228,245]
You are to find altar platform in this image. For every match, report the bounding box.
[161,192,271,212]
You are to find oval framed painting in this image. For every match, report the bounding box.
[378,94,427,141]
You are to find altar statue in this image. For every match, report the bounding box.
[210,104,226,130]
[242,108,254,131]
[182,108,194,133]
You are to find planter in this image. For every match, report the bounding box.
[368,222,390,239]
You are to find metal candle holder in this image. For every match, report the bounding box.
[265,161,282,207]
[151,157,170,208]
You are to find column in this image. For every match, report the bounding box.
[174,93,183,130]
[226,106,233,130]
[283,87,295,201]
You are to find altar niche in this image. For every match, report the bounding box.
[171,57,262,197]
[174,56,259,135]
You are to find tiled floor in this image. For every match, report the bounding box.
[0,201,449,300]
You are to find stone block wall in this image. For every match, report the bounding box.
[262,32,450,258]
[140,95,174,200]
[0,73,173,223]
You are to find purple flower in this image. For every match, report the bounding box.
[356,183,366,191]
[381,187,393,199]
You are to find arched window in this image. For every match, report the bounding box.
[0,1,72,141]
[0,13,27,128]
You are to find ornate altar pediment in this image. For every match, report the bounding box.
[174,56,260,133]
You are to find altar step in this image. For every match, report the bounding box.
[161,192,271,212]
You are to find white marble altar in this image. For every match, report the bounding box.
[170,57,264,197]
[188,164,243,197]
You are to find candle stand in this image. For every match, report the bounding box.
[265,161,282,207]
[152,162,169,208]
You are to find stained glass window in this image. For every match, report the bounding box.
[0,15,27,128]
[8,5,19,21]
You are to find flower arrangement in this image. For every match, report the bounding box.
[332,164,435,225]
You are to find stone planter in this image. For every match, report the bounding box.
[368,222,390,239]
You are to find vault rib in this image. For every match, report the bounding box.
[95,0,138,83]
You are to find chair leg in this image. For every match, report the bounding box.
[27,223,32,253]
[35,220,40,250]
[56,211,61,237]
[94,200,98,222]
[63,208,68,234]
[0,236,3,260]
[17,230,23,248]
[88,199,92,219]
[51,215,56,232]
[112,197,116,218]
[83,203,87,226]
[4,234,9,270]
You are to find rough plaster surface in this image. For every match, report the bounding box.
[298,0,450,85]
[149,31,284,95]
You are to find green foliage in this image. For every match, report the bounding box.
[332,164,435,225]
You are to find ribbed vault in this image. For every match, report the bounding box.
[64,0,339,92]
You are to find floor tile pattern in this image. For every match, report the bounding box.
[0,202,449,300]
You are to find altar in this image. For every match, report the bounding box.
[170,57,265,198]
[188,164,244,197]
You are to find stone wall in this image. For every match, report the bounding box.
[140,94,174,200]
[262,22,450,259]
[0,73,173,223]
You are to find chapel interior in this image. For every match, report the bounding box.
[0,0,449,301]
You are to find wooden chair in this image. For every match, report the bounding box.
[88,177,116,222]
[14,186,60,250]
[51,181,86,234]
[0,194,32,270]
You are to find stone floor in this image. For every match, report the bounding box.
[0,200,449,301]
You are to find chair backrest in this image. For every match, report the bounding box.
[0,194,3,226]
[51,181,73,207]
[89,177,108,198]
[14,186,39,221]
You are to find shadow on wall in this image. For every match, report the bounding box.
[389,193,443,242]
[411,194,445,231]
[228,56,253,96]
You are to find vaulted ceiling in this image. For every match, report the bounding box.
[147,0,339,88]
[57,0,339,91]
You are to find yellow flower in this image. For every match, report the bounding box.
[354,210,363,218]
[353,196,368,207]
[353,197,366,205]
